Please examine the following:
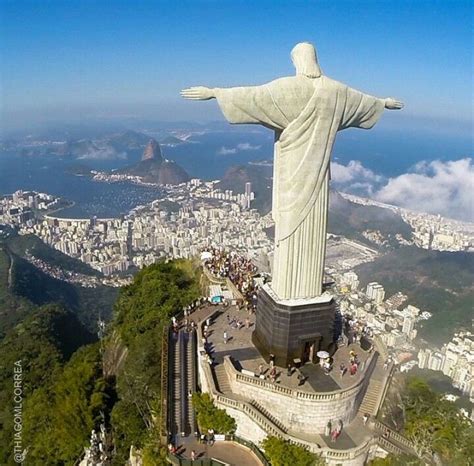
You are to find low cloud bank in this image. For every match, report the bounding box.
[217,142,261,155]
[331,158,473,222]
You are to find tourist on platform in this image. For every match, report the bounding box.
[191,450,196,460]
[340,363,346,377]
[350,363,358,376]
[223,331,228,344]
[269,366,277,383]
[297,372,305,386]
[207,428,215,445]
[258,363,264,377]
[325,421,332,436]
[363,413,370,425]
[287,364,293,377]
[269,353,275,368]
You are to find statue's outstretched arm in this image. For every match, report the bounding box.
[180,86,216,101]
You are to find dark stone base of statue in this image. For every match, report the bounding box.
[252,284,336,367]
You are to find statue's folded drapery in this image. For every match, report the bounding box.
[216,76,384,299]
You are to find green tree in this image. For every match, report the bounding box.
[22,344,112,464]
[192,392,236,434]
[402,377,473,464]
[261,436,322,466]
[369,454,422,465]
[0,304,95,464]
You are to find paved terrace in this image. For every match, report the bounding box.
[181,300,413,458]
[172,438,263,466]
[192,304,380,452]
[205,304,370,393]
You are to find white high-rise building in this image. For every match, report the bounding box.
[343,271,359,290]
[366,282,385,304]
[429,352,446,371]
[402,315,416,336]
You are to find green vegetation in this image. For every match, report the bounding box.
[0,246,33,339]
[355,246,474,344]
[192,392,236,434]
[0,304,97,464]
[7,233,100,276]
[369,454,422,465]
[22,343,113,464]
[0,234,118,338]
[0,255,200,465]
[11,253,118,330]
[110,261,200,463]
[402,377,473,464]
[328,191,413,248]
[260,436,322,466]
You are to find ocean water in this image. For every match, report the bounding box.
[0,126,471,218]
[0,154,163,218]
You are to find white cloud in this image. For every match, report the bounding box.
[237,142,261,151]
[331,158,474,222]
[217,146,237,155]
[331,160,384,196]
[216,142,261,155]
[375,158,474,221]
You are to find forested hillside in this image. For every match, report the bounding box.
[356,246,474,343]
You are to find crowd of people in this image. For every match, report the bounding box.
[203,248,261,310]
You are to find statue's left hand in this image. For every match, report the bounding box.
[180,86,215,100]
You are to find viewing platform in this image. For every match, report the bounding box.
[206,304,372,394]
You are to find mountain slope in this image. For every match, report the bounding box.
[355,246,474,344]
[121,139,190,184]
[0,235,118,339]
[216,164,273,214]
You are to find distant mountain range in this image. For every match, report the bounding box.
[119,139,190,184]
[15,130,189,162]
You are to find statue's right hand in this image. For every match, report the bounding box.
[180,86,215,100]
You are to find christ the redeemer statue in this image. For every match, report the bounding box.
[182,43,403,300]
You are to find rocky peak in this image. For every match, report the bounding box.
[141,139,163,161]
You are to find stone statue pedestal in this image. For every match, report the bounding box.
[252,284,336,367]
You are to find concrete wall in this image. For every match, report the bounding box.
[224,355,375,434]
[223,406,268,446]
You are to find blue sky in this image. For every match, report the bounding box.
[1,0,472,134]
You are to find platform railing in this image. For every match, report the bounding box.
[224,351,377,403]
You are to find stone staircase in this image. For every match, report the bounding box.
[249,400,289,433]
[169,332,182,435]
[358,353,386,417]
[184,331,196,435]
[214,364,232,394]
[359,378,383,416]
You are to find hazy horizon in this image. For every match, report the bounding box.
[1,0,472,137]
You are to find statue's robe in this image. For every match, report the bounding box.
[215,75,385,299]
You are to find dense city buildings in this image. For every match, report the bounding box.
[341,193,474,252]
[1,183,472,407]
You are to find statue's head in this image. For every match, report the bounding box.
[291,42,322,78]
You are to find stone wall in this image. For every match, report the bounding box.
[222,406,268,446]
[224,354,376,434]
